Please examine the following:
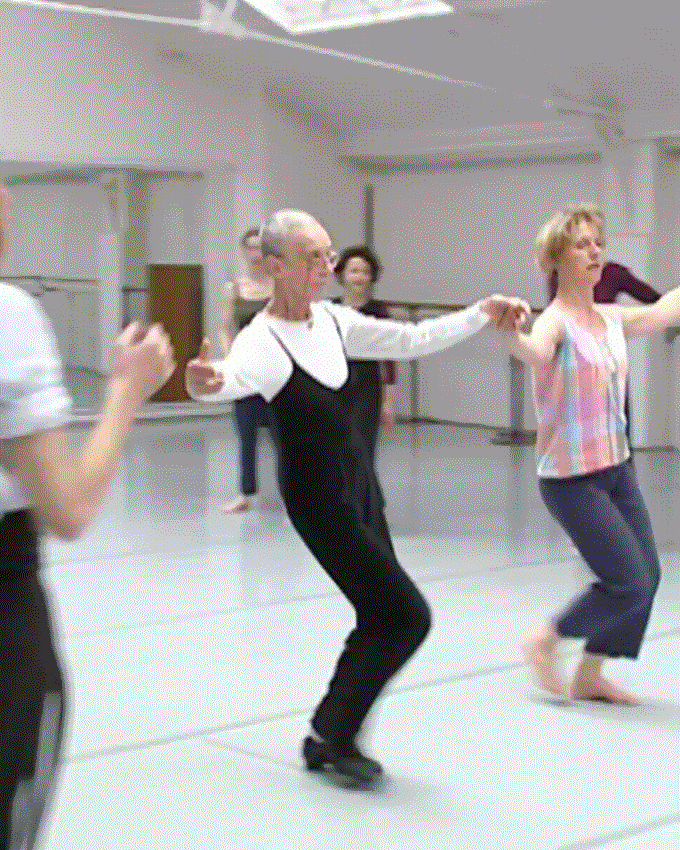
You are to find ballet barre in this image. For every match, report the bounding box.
[3,275,102,372]
[381,299,538,443]
[381,299,468,424]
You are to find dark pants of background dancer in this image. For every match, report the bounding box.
[233,394,279,496]
[539,459,660,657]
[346,358,383,467]
[0,511,66,850]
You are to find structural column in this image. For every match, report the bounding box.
[97,170,128,374]
[200,87,272,350]
[601,140,680,448]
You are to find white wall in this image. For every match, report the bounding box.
[1,106,362,362]
[0,1,252,369]
[3,3,673,433]
[263,104,365,255]
[0,6,364,363]
[372,156,603,306]
[202,171,235,350]
[3,181,106,279]
[0,5,247,169]
[370,156,604,427]
[147,177,205,265]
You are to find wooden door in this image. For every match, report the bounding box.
[148,264,203,403]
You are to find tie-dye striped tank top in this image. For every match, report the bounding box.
[532,308,630,478]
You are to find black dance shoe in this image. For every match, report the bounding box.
[302,736,383,784]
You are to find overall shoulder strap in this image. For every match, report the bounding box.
[322,304,348,357]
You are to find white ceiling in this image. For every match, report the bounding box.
[140,0,680,134]
[4,1,680,154]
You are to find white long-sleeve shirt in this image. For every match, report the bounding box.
[189,300,489,404]
[0,283,72,516]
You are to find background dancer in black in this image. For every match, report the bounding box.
[0,184,174,850]
[186,209,529,784]
[333,246,397,466]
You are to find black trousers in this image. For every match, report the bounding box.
[284,471,431,748]
[0,511,66,850]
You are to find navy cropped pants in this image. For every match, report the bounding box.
[233,395,278,496]
[539,460,660,658]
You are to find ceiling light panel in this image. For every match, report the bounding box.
[244,1,453,34]
[7,0,196,14]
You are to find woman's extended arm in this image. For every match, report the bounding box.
[495,306,564,367]
[615,264,660,304]
[5,320,175,540]
[2,187,176,541]
[338,296,529,361]
[608,285,680,337]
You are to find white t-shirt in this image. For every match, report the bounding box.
[0,283,72,517]
[189,299,489,404]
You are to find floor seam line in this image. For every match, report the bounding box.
[64,632,679,764]
[54,570,680,640]
[553,812,679,850]
[203,737,299,772]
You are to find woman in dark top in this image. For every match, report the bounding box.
[333,246,397,465]
[547,261,660,305]
[548,257,660,438]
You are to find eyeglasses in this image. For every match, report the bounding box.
[306,249,339,270]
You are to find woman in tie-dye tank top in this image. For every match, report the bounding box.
[496,205,680,705]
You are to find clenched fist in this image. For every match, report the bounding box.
[111,323,176,404]
[185,338,225,397]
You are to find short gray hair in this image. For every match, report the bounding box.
[259,209,318,258]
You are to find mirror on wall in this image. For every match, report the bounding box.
[1,164,212,413]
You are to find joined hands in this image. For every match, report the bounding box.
[479,294,531,332]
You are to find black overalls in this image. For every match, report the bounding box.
[266,311,431,748]
[0,510,65,850]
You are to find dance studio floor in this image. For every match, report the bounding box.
[40,419,679,850]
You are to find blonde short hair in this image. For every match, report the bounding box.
[535,205,606,274]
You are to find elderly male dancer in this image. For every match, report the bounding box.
[187,210,529,784]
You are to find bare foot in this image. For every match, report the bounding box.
[220,495,253,514]
[521,630,568,698]
[571,676,641,705]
